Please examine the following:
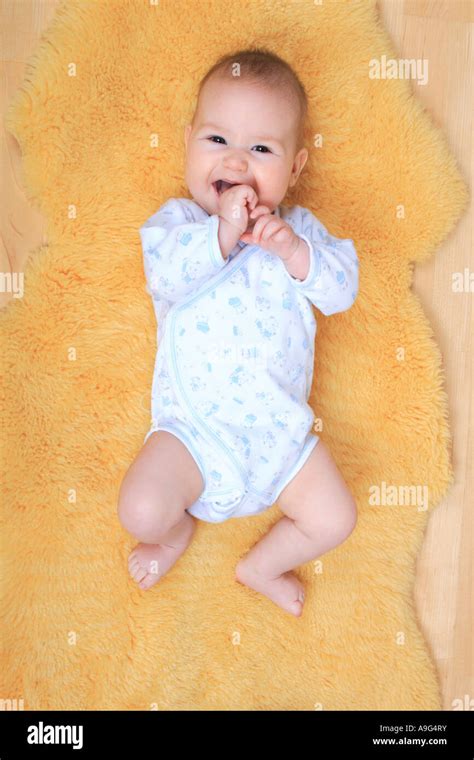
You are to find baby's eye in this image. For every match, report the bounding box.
[206,136,271,152]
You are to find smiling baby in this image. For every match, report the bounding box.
[118,48,359,617]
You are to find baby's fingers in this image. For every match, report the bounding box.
[260,219,285,242]
[250,204,271,219]
[251,213,274,241]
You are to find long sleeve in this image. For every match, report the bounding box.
[139,198,227,304]
[281,205,359,316]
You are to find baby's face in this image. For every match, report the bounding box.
[184,77,308,217]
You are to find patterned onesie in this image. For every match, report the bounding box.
[139,197,359,523]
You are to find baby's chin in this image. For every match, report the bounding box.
[188,191,214,215]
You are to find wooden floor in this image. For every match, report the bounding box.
[1,0,472,709]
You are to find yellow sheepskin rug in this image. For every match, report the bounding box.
[2,0,468,710]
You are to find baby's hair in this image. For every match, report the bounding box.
[194,47,308,152]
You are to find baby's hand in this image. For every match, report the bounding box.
[217,184,259,235]
[240,206,301,261]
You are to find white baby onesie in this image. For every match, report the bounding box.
[139,197,359,523]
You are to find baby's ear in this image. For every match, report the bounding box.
[290,147,309,187]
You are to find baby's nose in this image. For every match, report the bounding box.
[224,153,248,170]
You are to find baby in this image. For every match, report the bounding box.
[118,48,359,617]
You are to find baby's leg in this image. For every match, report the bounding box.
[235,439,357,616]
[117,431,205,590]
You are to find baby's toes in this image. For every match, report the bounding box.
[138,573,158,590]
[290,590,305,617]
[130,563,148,583]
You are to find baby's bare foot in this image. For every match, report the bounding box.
[235,559,305,617]
[128,541,187,590]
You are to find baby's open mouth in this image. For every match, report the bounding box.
[213,179,241,195]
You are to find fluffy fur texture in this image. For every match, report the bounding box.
[1,0,468,709]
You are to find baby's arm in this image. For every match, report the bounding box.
[139,198,227,303]
[283,206,359,316]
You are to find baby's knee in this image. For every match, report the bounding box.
[117,482,180,543]
[305,492,358,545]
[328,493,358,546]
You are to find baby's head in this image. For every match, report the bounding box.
[184,48,309,216]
